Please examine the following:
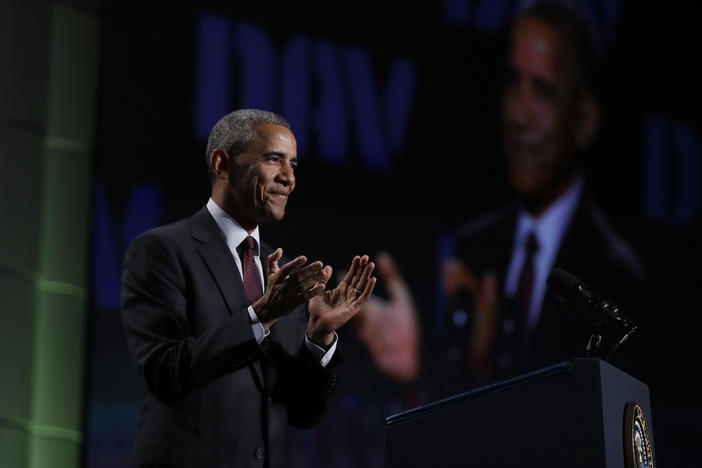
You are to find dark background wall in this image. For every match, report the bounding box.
[84,1,701,466]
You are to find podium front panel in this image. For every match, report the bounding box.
[384,358,654,468]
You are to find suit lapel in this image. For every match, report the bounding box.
[199,242,250,316]
[535,199,593,342]
[192,208,250,317]
[497,207,518,289]
[192,208,276,393]
[548,199,595,287]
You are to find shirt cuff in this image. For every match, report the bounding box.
[305,332,338,368]
[248,305,269,344]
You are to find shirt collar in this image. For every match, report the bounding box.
[515,172,583,250]
[206,198,260,256]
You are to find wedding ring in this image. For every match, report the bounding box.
[353,288,361,294]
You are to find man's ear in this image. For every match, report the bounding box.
[574,95,601,150]
[210,149,231,180]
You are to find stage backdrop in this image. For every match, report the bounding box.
[84,1,701,467]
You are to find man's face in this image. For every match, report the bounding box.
[227,123,297,225]
[502,18,581,200]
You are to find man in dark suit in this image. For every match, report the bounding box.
[120,109,376,467]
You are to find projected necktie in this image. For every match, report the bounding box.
[516,231,539,335]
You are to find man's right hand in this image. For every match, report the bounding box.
[253,248,331,330]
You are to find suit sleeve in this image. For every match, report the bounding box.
[120,231,265,405]
[259,296,343,429]
[274,335,343,429]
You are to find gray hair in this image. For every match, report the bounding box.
[205,109,290,182]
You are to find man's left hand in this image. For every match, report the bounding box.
[307,255,376,347]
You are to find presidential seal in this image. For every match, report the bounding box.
[624,402,654,468]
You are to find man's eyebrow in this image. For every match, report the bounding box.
[261,151,298,162]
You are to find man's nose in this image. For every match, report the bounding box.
[277,163,295,185]
[505,85,532,126]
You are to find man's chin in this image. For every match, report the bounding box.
[265,207,287,221]
[509,172,546,198]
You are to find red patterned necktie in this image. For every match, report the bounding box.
[516,231,539,333]
[238,236,263,305]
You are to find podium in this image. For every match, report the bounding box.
[384,358,655,467]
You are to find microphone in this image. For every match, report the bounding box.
[547,267,637,360]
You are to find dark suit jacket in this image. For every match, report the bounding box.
[434,196,647,396]
[121,206,341,468]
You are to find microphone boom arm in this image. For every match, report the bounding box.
[548,268,638,362]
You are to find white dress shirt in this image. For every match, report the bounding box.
[206,198,337,367]
[504,174,583,331]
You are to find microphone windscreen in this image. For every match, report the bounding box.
[547,267,581,299]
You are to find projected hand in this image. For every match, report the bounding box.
[442,257,498,375]
[354,252,421,383]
